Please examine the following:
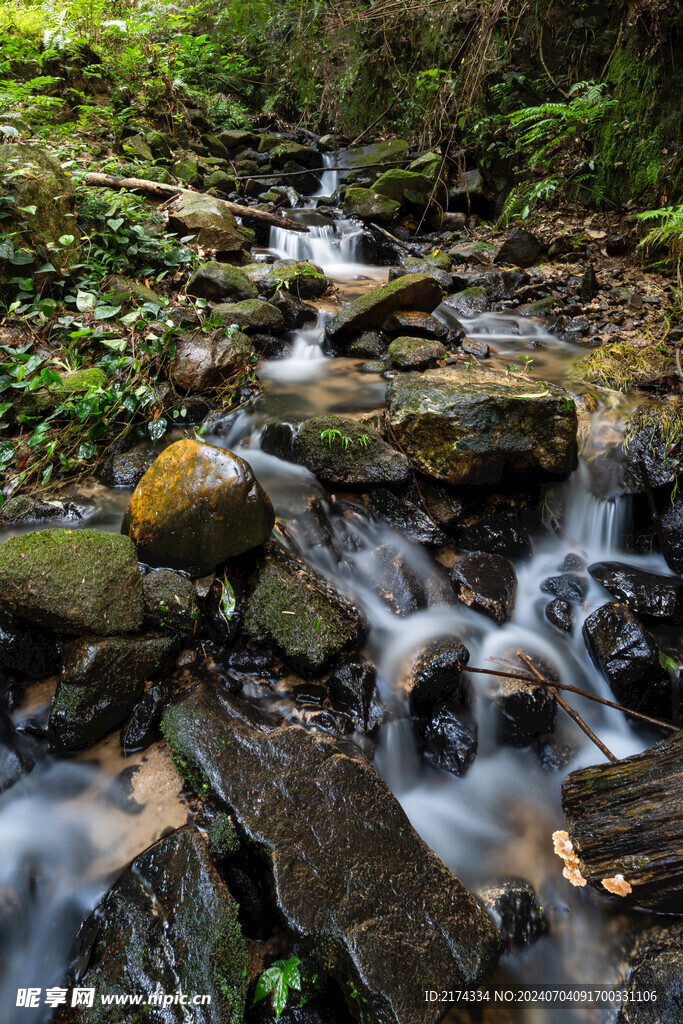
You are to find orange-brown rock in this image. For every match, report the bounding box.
[122,439,274,574]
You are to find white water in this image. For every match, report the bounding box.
[268,217,364,275]
[312,152,340,197]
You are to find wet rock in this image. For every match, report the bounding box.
[98,447,158,488]
[328,657,383,733]
[143,568,200,633]
[50,633,177,750]
[443,286,489,316]
[121,682,173,753]
[343,187,401,223]
[349,331,387,357]
[540,573,588,604]
[659,495,683,574]
[186,261,258,302]
[385,365,578,486]
[490,667,557,747]
[582,603,673,719]
[292,415,409,487]
[170,326,254,391]
[0,494,89,523]
[388,336,446,369]
[477,877,547,950]
[123,439,274,575]
[461,338,490,359]
[588,561,683,621]
[391,261,454,292]
[559,551,586,571]
[243,544,365,674]
[450,552,517,624]
[580,263,599,301]
[62,827,248,1024]
[448,168,486,204]
[371,168,433,206]
[458,519,532,560]
[615,922,683,1024]
[325,273,443,346]
[168,194,247,252]
[369,545,429,616]
[545,598,573,633]
[244,260,329,300]
[368,487,446,546]
[400,638,470,716]
[381,310,448,339]
[419,481,463,531]
[0,738,32,794]
[162,688,502,1024]
[212,298,286,334]
[0,529,144,635]
[270,288,317,329]
[451,267,530,300]
[420,705,477,776]
[204,169,237,193]
[0,610,58,678]
[343,138,412,168]
[494,227,543,268]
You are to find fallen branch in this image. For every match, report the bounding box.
[231,159,413,181]
[369,222,424,255]
[560,728,683,912]
[82,173,310,233]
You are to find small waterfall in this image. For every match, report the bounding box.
[268,219,363,272]
[313,152,340,197]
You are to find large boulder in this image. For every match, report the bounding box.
[385,365,578,485]
[161,688,502,1024]
[292,416,409,487]
[388,336,446,369]
[187,261,258,302]
[213,299,286,333]
[342,139,411,168]
[326,274,443,346]
[582,603,673,719]
[168,193,247,252]
[0,145,80,269]
[588,561,683,622]
[371,168,433,206]
[49,633,178,750]
[494,227,543,268]
[122,439,274,575]
[0,529,143,635]
[450,552,517,624]
[59,827,248,1024]
[0,609,58,678]
[243,260,329,300]
[243,544,365,674]
[170,326,254,391]
[343,187,401,223]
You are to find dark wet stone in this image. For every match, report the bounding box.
[369,488,447,546]
[588,561,683,621]
[292,416,409,487]
[390,262,454,292]
[490,668,557,747]
[98,448,158,487]
[0,494,89,523]
[243,543,365,674]
[290,681,328,705]
[186,261,256,302]
[494,228,543,268]
[121,683,173,753]
[143,568,200,633]
[388,335,446,369]
[294,706,355,736]
[545,597,573,633]
[400,638,470,716]
[615,922,683,1024]
[559,551,586,571]
[369,545,428,616]
[535,736,579,772]
[0,610,58,678]
[223,648,278,679]
[657,494,683,575]
[580,263,598,301]
[420,704,477,776]
[328,657,383,733]
[50,634,178,750]
[59,827,248,1024]
[325,274,443,346]
[583,602,674,719]
[458,519,532,560]
[540,573,587,604]
[162,688,502,1024]
[0,709,34,793]
[418,481,463,532]
[461,338,490,359]
[443,286,488,317]
[260,419,299,461]
[270,288,317,329]
[450,552,517,624]
[452,267,531,300]
[348,330,387,358]
[381,310,448,339]
[477,877,547,950]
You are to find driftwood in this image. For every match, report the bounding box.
[82,173,309,233]
[561,729,683,912]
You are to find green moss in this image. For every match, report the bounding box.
[208,814,240,858]
[571,342,677,392]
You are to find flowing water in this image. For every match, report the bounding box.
[1,174,677,1021]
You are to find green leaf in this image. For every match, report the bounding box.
[101,337,128,351]
[283,957,301,991]
[253,968,281,1004]
[94,305,122,320]
[0,440,15,467]
[17,205,37,216]
[76,290,97,312]
[36,262,57,274]
[0,240,14,260]
[106,218,124,232]
[148,416,168,442]
[77,440,97,460]
[58,234,75,246]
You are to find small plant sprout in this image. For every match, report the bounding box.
[254,956,302,1020]
[357,433,370,447]
[320,428,354,451]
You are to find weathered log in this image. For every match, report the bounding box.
[81,173,309,232]
[560,729,683,913]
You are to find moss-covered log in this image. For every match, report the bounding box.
[560,730,683,913]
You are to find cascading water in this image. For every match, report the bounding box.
[312,152,340,198]
[268,216,364,273]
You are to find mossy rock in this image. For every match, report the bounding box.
[61,827,248,1024]
[170,325,254,391]
[0,529,144,634]
[243,260,329,300]
[168,195,247,253]
[343,187,400,223]
[292,415,409,486]
[212,298,285,333]
[204,169,237,193]
[408,249,452,271]
[122,134,154,162]
[343,138,411,168]
[271,141,321,169]
[409,151,442,180]
[388,336,446,369]
[143,568,200,633]
[208,813,240,859]
[173,154,201,185]
[386,365,578,486]
[50,632,178,750]
[201,133,231,160]
[571,342,678,393]
[145,129,173,160]
[371,168,433,206]
[18,366,107,416]
[187,261,257,302]
[243,543,365,673]
[325,273,443,345]
[122,439,275,575]
[257,133,282,152]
